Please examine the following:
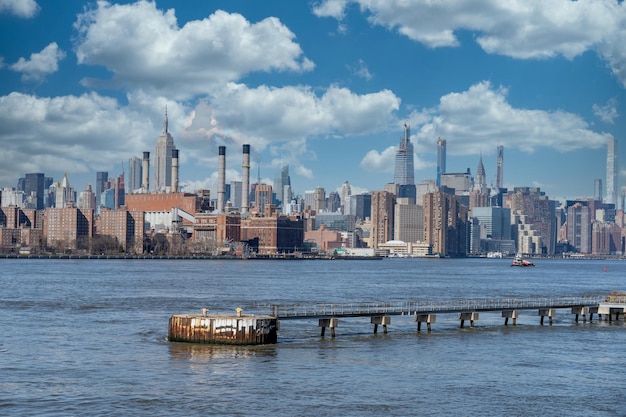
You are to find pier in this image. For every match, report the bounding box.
[168,294,626,345]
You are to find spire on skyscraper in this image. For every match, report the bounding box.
[163,105,169,134]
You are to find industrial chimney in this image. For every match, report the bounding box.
[217,146,226,213]
[170,149,179,193]
[242,144,250,213]
[142,151,150,192]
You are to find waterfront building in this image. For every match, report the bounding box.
[371,190,394,249]
[97,208,145,254]
[240,213,304,255]
[154,108,176,192]
[192,213,241,253]
[394,197,424,243]
[423,191,468,257]
[437,138,447,188]
[44,207,94,250]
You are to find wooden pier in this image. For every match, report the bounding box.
[168,295,626,345]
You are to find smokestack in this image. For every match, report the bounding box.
[242,144,250,213]
[170,149,179,193]
[217,146,226,213]
[142,151,150,192]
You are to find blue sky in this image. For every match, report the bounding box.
[1,0,625,202]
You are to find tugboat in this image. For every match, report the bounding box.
[511,255,534,267]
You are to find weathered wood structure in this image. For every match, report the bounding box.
[168,310,278,345]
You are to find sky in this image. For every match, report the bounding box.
[1,0,625,203]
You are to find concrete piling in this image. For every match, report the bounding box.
[458,312,479,328]
[371,316,391,334]
[502,310,519,326]
[415,314,436,332]
[319,318,338,338]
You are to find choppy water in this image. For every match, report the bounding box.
[1,258,625,416]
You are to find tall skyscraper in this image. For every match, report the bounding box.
[273,165,291,207]
[606,138,618,206]
[154,107,176,192]
[495,145,504,189]
[127,156,142,193]
[313,186,326,213]
[394,124,414,186]
[95,171,108,212]
[23,173,45,209]
[594,179,603,201]
[474,154,487,193]
[436,138,446,188]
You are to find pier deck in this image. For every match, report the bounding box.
[264,296,611,320]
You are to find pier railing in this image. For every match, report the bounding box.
[263,296,607,319]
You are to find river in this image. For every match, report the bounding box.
[1,257,624,416]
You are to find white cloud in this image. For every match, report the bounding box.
[182,83,399,188]
[74,1,314,99]
[360,147,396,172]
[348,59,373,80]
[411,81,612,155]
[0,0,39,18]
[312,0,349,19]
[0,92,159,186]
[10,42,66,82]
[593,99,619,124]
[314,0,626,86]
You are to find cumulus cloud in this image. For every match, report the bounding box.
[411,81,612,155]
[183,82,399,181]
[593,99,619,124]
[0,0,39,18]
[313,0,626,86]
[74,1,314,99]
[0,92,161,186]
[10,42,66,82]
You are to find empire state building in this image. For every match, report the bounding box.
[154,107,176,192]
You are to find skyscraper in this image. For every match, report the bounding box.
[474,154,486,193]
[273,165,291,207]
[495,145,504,189]
[154,107,176,192]
[96,171,108,212]
[23,173,44,209]
[127,156,142,193]
[436,138,446,188]
[606,138,618,206]
[394,124,414,186]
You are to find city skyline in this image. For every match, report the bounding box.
[1,0,625,201]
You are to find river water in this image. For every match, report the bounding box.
[1,257,625,416]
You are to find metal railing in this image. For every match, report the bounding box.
[261,296,608,319]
